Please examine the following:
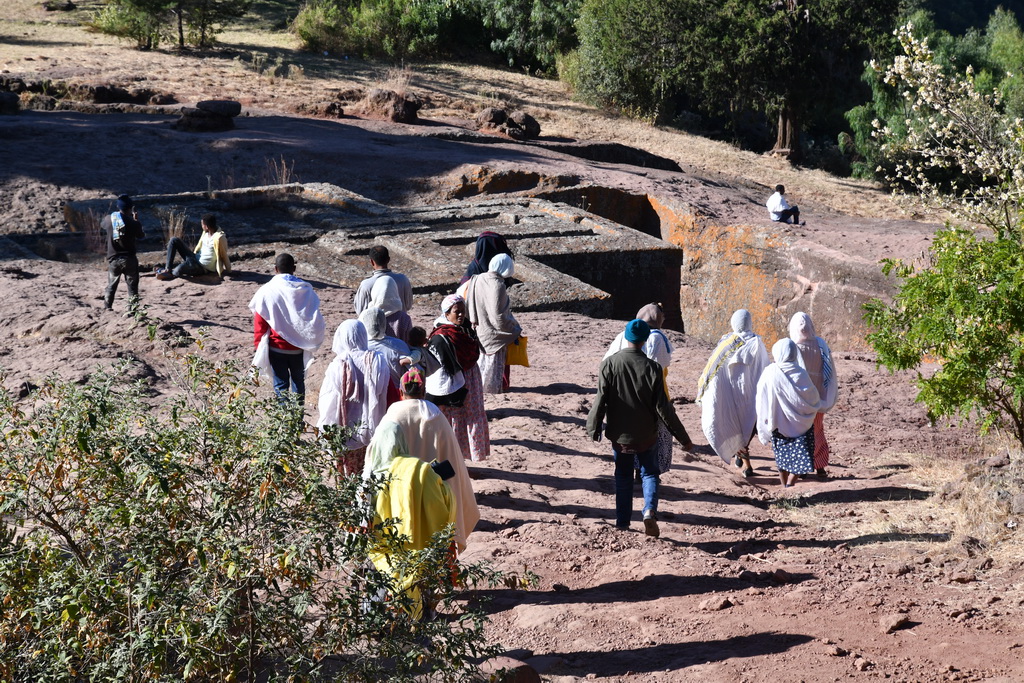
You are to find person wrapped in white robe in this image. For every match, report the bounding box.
[696,310,770,476]
[755,339,823,487]
[317,320,390,474]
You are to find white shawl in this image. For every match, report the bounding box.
[756,339,822,444]
[788,312,838,412]
[316,321,389,448]
[249,273,326,381]
[700,310,770,462]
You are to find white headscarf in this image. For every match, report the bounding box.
[327,320,372,405]
[333,318,368,359]
[788,311,838,412]
[755,339,822,443]
[370,275,403,317]
[788,311,816,344]
[488,253,515,278]
[317,320,388,439]
[359,306,387,341]
[731,309,755,340]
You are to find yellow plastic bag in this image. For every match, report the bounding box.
[506,336,529,367]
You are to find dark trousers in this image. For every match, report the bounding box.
[105,255,140,310]
[165,237,207,277]
[268,349,305,401]
[777,206,800,224]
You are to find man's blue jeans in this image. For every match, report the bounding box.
[268,349,305,401]
[613,441,660,528]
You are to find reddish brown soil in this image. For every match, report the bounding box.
[0,252,1020,682]
[0,40,1020,680]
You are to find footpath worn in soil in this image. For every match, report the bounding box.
[0,256,1019,682]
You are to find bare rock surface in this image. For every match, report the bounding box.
[0,108,944,348]
[0,78,1022,682]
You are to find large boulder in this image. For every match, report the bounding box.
[475,107,541,141]
[196,99,242,117]
[476,106,507,126]
[173,107,235,132]
[508,110,541,139]
[365,88,420,124]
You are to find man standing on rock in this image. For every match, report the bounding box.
[102,194,145,312]
[587,319,693,537]
[353,245,413,317]
[249,253,326,405]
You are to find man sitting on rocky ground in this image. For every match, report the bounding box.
[102,194,145,312]
[354,245,413,316]
[766,184,805,225]
[155,213,230,281]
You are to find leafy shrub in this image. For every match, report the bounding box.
[91,0,164,49]
[292,0,349,53]
[92,0,250,49]
[573,0,687,121]
[293,0,452,59]
[865,24,1024,447]
[475,0,580,74]
[0,348,503,680]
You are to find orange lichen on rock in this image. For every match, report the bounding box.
[651,194,792,344]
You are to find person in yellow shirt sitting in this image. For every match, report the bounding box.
[156,213,231,280]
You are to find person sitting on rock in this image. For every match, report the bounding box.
[156,213,230,280]
[766,184,803,225]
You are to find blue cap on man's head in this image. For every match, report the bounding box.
[116,195,133,213]
[624,319,650,344]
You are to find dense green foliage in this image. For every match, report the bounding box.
[93,0,251,48]
[864,25,1024,447]
[865,230,1024,445]
[292,0,455,59]
[572,0,898,157]
[847,8,1024,178]
[474,0,580,73]
[0,349,503,680]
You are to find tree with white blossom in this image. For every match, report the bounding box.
[864,23,1024,446]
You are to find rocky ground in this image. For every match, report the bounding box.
[1,7,1022,678]
[0,253,1020,682]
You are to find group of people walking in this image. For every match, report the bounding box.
[697,309,838,487]
[590,304,839,537]
[101,197,839,586]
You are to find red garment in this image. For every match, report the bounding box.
[385,379,401,408]
[430,323,480,371]
[253,311,300,351]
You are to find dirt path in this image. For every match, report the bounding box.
[0,257,1020,681]
[1,7,1021,680]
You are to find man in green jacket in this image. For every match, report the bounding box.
[587,319,693,537]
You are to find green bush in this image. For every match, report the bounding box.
[293,0,452,59]
[475,0,581,74]
[865,24,1024,448]
[91,1,164,49]
[573,0,687,121]
[292,0,349,53]
[0,349,503,680]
